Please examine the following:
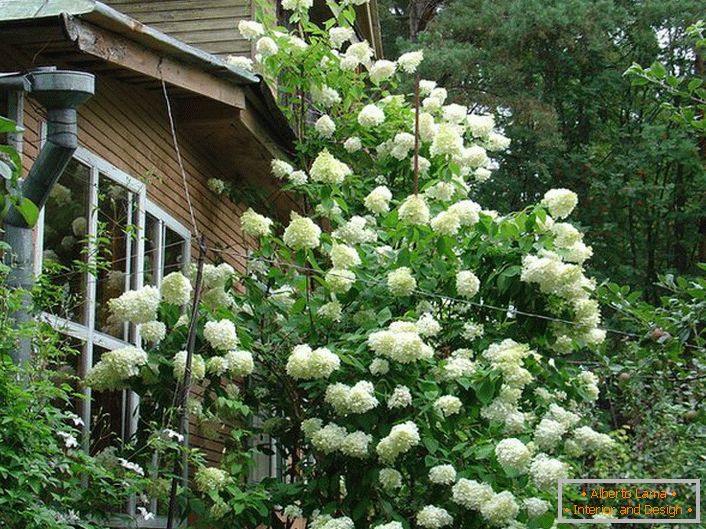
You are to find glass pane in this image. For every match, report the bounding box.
[164,227,187,275]
[42,159,91,323]
[143,213,159,286]
[90,344,127,454]
[94,177,135,338]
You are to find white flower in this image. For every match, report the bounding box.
[495,438,531,472]
[572,426,615,452]
[398,50,423,73]
[379,468,403,490]
[425,182,456,202]
[364,186,392,214]
[302,418,323,438]
[286,344,340,380]
[289,170,308,185]
[358,104,385,127]
[241,208,273,237]
[344,136,362,153]
[341,431,373,458]
[524,498,550,518]
[369,60,397,84]
[173,351,206,382]
[326,268,356,293]
[419,79,437,95]
[272,159,294,178]
[208,178,226,195]
[345,41,373,65]
[283,213,321,250]
[546,403,581,428]
[390,132,416,160]
[226,55,253,71]
[283,504,304,519]
[434,395,462,417]
[443,357,476,380]
[430,210,461,236]
[387,267,416,297]
[139,321,166,344]
[387,385,412,409]
[202,263,235,289]
[398,194,430,225]
[442,104,467,124]
[281,0,312,10]
[430,124,463,157]
[529,453,568,490]
[206,356,229,376]
[368,321,433,364]
[108,286,161,325]
[310,150,352,184]
[541,188,578,219]
[311,422,347,453]
[330,243,361,269]
[416,505,453,529]
[57,431,78,449]
[85,346,148,390]
[475,167,492,182]
[161,272,192,305]
[466,113,495,137]
[204,319,239,351]
[480,491,519,526]
[256,37,278,58]
[369,357,389,375]
[452,479,494,510]
[487,132,511,151]
[375,523,402,529]
[428,464,456,485]
[376,421,420,463]
[311,85,341,107]
[456,270,480,298]
[329,27,354,48]
[314,115,336,138]
[416,313,441,337]
[317,300,342,321]
[137,507,155,521]
[225,349,254,376]
[118,458,145,476]
[238,20,264,39]
[419,112,437,142]
[449,200,481,225]
[459,145,488,169]
[325,380,378,415]
[332,216,377,244]
[195,466,228,492]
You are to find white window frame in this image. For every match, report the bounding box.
[37,146,191,527]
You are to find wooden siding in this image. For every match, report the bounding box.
[106,0,255,58]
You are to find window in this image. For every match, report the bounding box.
[38,146,190,524]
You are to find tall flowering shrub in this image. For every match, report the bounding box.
[87,2,617,528]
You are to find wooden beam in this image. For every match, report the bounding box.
[62,17,247,109]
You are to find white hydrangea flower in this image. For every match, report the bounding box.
[311,85,341,107]
[368,321,433,364]
[431,209,461,236]
[271,159,294,179]
[369,60,397,83]
[256,36,278,58]
[387,267,416,297]
[416,505,453,529]
[374,522,403,529]
[140,321,166,345]
[225,55,253,71]
[398,50,423,73]
[529,453,569,490]
[419,112,437,142]
[443,357,476,380]
[442,103,467,124]
[301,417,323,438]
[85,346,148,390]
[326,268,356,293]
[398,194,430,225]
[456,270,480,298]
[283,504,304,519]
[225,349,254,376]
[369,357,390,375]
[425,181,456,202]
[495,438,531,472]
[330,243,361,269]
[434,395,462,417]
[332,216,377,244]
[329,27,354,48]
[108,286,161,325]
[562,240,593,264]
[487,132,511,151]
[311,422,348,454]
[546,403,581,428]
[376,421,420,463]
[390,132,416,160]
[572,426,615,452]
[416,313,441,337]
[241,208,273,237]
[325,380,378,415]
[459,145,488,169]
[449,200,482,226]
[480,491,520,526]
[345,41,373,65]
[524,498,550,518]
[160,272,192,305]
[419,79,437,95]
[207,178,226,194]
[310,150,352,184]
[541,188,578,219]
[238,20,264,39]
[344,136,362,153]
[173,351,206,382]
[287,170,308,186]
[452,479,494,510]
[466,113,495,137]
[341,430,373,458]
[281,0,312,10]
[204,319,239,351]
[202,262,235,289]
[206,356,229,376]
[414,155,432,175]
[475,167,492,182]
[358,104,385,127]
[283,213,321,250]
[387,385,412,409]
[317,300,342,322]
[364,186,392,214]
[314,115,336,138]
[379,468,403,490]
[286,344,340,380]
[428,464,456,485]
[430,124,463,157]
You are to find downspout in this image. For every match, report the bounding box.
[1,67,95,364]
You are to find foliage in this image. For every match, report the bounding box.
[0,267,151,528]
[0,116,38,225]
[380,0,706,296]
[86,4,624,529]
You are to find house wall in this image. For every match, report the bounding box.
[105,0,259,58]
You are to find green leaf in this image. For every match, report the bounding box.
[14,197,39,227]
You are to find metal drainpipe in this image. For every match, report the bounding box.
[2,67,95,364]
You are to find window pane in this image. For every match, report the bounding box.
[42,159,91,323]
[164,227,187,275]
[94,178,135,338]
[143,214,159,286]
[90,344,128,454]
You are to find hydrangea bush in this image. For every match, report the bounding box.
[86,2,617,527]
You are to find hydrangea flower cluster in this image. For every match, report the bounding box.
[286,344,340,379]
